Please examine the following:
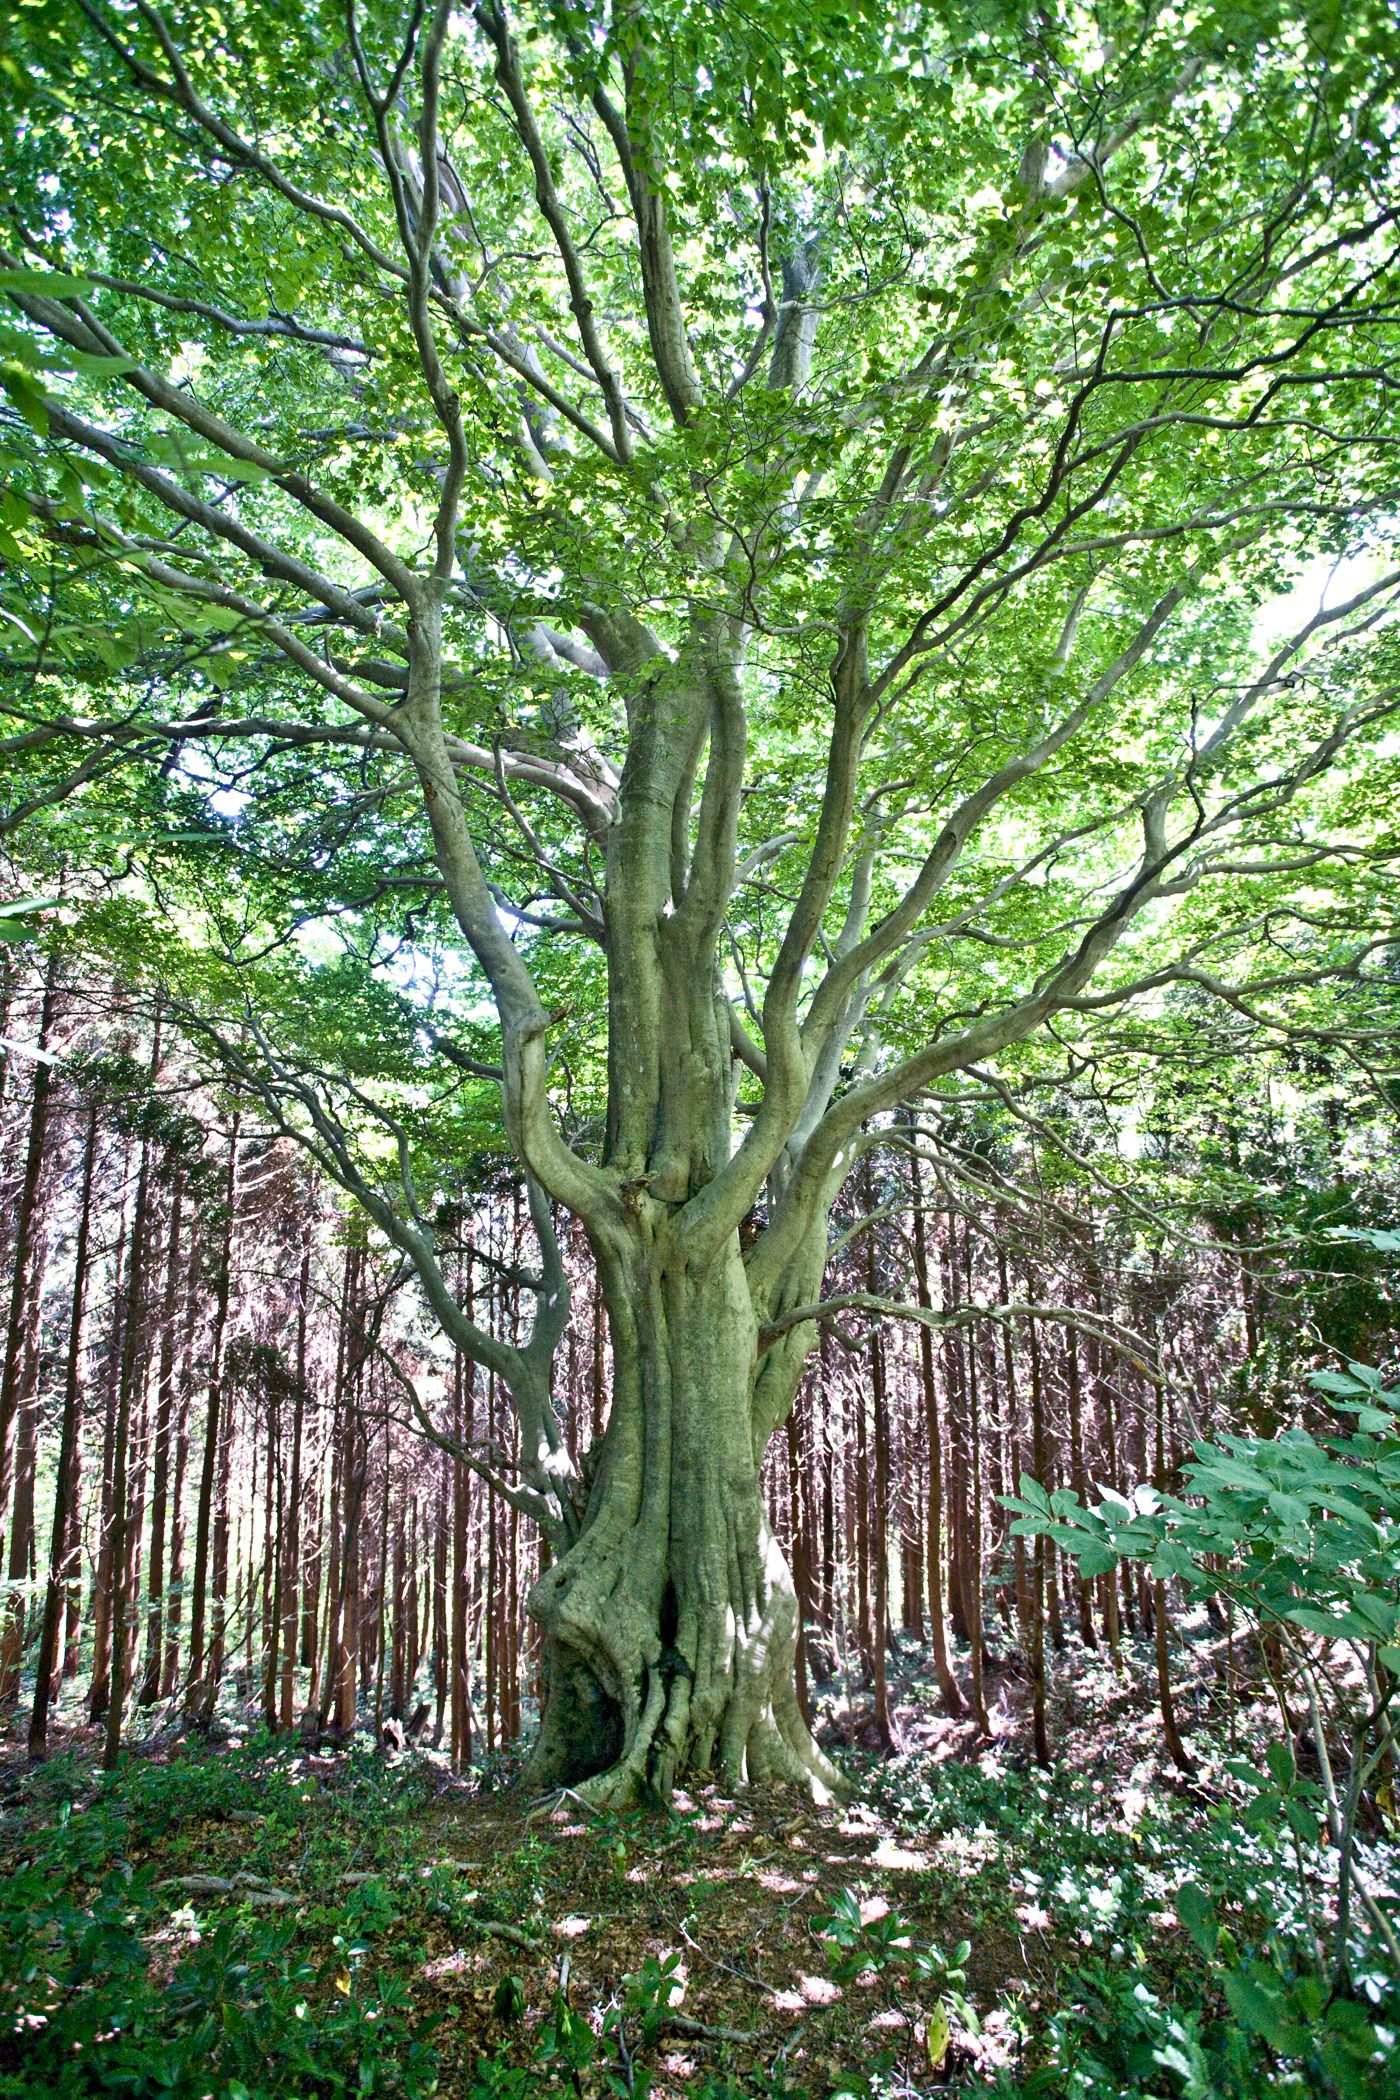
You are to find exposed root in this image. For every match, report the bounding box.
[662,2012,769,2045]
[157,1873,297,1906]
[525,1785,607,1823]
[527,1527,851,1810]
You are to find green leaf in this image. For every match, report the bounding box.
[1265,1740,1296,1790]
[1345,1404,1397,1433]
[64,348,140,378]
[146,431,274,484]
[492,1974,526,2025]
[1076,1539,1118,1578]
[0,267,96,298]
[1175,1881,1217,1957]
[1285,1799,1318,1844]
[1222,1971,1306,2055]
[1266,1492,1310,1529]
[0,366,49,435]
[0,895,60,943]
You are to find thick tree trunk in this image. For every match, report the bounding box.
[525,1235,842,1805]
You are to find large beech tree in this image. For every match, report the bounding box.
[1,0,1399,1801]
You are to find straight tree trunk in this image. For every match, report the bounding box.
[941,1250,972,1646]
[0,961,58,1534]
[186,1119,238,1700]
[209,1359,234,1692]
[62,1397,84,1682]
[29,1103,98,1757]
[1064,1334,1097,1648]
[332,1405,365,1735]
[817,1326,837,1669]
[963,1235,992,1737]
[261,1370,283,1730]
[140,1177,183,1705]
[1096,1345,1123,1665]
[310,1390,342,1721]
[859,1165,896,1751]
[88,1167,131,1722]
[0,1310,43,1704]
[278,1235,309,1729]
[485,1439,498,1751]
[330,1252,367,1735]
[372,1417,393,1733]
[389,1508,408,1716]
[907,1185,964,1715]
[300,1406,323,1675]
[105,1101,159,1770]
[1027,1317,1052,1768]
[785,1406,812,1727]
[866,1282,896,1748]
[431,1472,449,1744]
[162,1258,199,1698]
[1153,1368,1195,1773]
[450,1309,473,1766]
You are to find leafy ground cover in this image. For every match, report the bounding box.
[2,1631,1396,2098]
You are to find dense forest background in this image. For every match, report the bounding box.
[0,941,1397,1772]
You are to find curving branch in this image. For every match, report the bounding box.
[756,1291,1162,1381]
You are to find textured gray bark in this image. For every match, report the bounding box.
[527,1231,842,1803]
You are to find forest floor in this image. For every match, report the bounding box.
[1,1624,1389,2097]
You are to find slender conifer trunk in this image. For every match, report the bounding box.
[29,1103,98,1756]
[187,1119,238,1703]
[0,962,57,1539]
[105,1100,158,1769]
[140,1178,182,1705]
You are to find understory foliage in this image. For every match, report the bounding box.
[1,1690,1395,2097]
[1012,1316,1400,2095]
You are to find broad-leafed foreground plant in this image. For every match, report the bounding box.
[2,0,1399,1801]
[1009,1296,1400,2087]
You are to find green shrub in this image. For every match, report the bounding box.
[0,1861,438,2098]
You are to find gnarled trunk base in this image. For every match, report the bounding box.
[528,1507,843,1806]
[523,1239,844,1806]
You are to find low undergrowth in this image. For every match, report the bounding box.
[0,1682,1395,2098]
